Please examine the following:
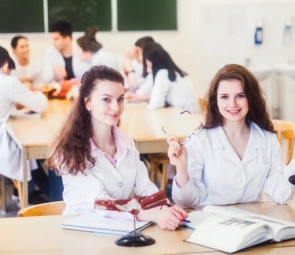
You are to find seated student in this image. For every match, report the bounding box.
[124,36,155,89]
[167,64,295,208]
[43,20,84,83]
[127,47,200,113]
[10,36,43,89]
[47,65,187,230]
[0,46,49,202]
[76,27,122,73]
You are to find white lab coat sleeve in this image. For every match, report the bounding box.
[262,134,295,204]
[42,49,56,83]
[62,169,112,214]
[147,71,170,109]
[172,135,207,208]
[10,78,48,113]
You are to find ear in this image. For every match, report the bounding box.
[0,62,9,74]
[84,97,91,111]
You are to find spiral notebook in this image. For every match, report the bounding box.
[61,213,153,235]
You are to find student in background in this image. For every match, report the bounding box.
[10,36,43,89]
[48,65,187,230]
[0,46,49,203]
[127,47,199,113]
[167,64,295,208]
[124,36,155,88]
[43,20,83,83]
[76,27,122,73]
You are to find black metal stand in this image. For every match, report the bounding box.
[115,214,155,247]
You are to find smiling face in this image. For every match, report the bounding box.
[13,38,30,60]
[85,80,125,127]
[217,79,249,125]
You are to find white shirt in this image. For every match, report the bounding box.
[62,127,158,214]
[147,69,200,113]
[42,45,88,83]
[172,122,295,208]
[0,73,48,181]
[91,48,123,72]
[11,58,43,88]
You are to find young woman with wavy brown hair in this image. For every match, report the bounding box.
[167,64,295,208]
[47,65,187,230]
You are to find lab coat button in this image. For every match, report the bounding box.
[118,182,122,187]
[238,182,244,188]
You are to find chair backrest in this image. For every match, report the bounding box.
[17,201,65,217]
[198,98,207,115]
[272,119,294,144]
[282,129,295,165]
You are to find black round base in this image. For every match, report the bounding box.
[115,233,155,247]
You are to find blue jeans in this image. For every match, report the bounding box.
[48,170,64,202]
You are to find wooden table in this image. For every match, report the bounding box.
[1,201,295,254]
[5,100,200,208]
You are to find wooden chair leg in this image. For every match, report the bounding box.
[0,175,7,212]
[11,179,23,206]
[160,163,168,191]
[150,162,157,183]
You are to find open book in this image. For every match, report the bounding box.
[185,205,295,253]
[62,213,152,235]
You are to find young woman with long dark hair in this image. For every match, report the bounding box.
[167,64,295,208]
[48,65,187,230]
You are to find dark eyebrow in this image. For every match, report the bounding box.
[101,94,125,98]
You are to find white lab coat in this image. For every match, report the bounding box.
[11,58,43,88]
[147,69,200,113]
[172,122,295,208]
[0,73,48,181]
[42,45,88,83]
[90,48,123,72]
[62,127,158,214]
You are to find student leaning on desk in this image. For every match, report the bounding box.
[167,64,295,208]
[47,65,187,230]
[0,46,49,197]
[126,47,200,113]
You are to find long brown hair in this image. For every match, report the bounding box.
[47,65,124,175]
[203,64,274,133]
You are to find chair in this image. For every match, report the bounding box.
[272,119,295,144]
[17,201,65,217]
[148,153,176,191]
[198,98,207,115]
[282,129,295,165]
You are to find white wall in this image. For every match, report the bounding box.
[1,0,295,98]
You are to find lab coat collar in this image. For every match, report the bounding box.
[90,126,136,162]
[211,122,267,165]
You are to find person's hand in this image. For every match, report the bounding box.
[125,47,136,61]
[154,206,188,230]
[18,76,33,84]
[53,65,67,81]
[125,93,140,102]
[167,136,188,171]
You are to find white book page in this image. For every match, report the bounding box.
[186,214,271,253]
[203,206,295,241]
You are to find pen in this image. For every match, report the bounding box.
[182,224,195,230]
[182,219,191,223]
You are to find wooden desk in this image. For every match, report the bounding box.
[1,201,295,254]
[6,100,200,208]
